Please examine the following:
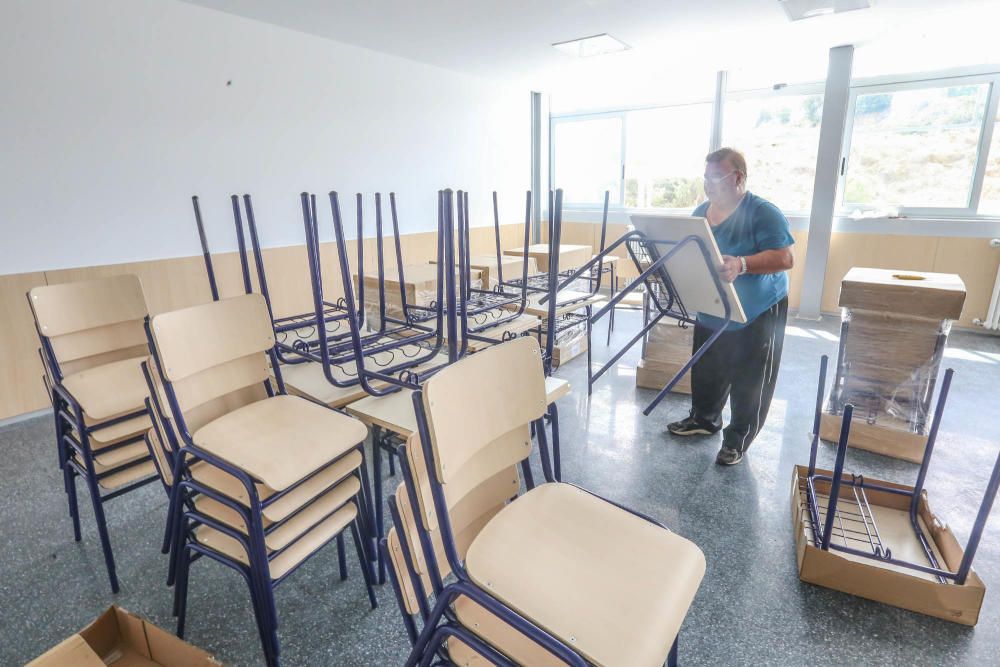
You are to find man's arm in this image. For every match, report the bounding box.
[719,247,794,283]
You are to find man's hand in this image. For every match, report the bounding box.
[719,255,742,283]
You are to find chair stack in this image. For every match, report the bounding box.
[28,274,157,593]
[383,336,706,666]
[145,292,378,667]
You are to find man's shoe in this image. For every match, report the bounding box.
[667,415,721,436]
[715,446,744,466]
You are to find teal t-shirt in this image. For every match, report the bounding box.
[693,192,794,329]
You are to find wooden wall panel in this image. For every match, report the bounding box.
[0,225,524,421]
[932,237,1000,328]
[0,272,50,419]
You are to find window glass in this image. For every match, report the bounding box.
[624,104,712,209]
[844,83,990,209]
[978,102,1000,215]
[723,93,824,212]
[552,116,622,205]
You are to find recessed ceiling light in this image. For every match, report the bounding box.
[780,0,873,22]
[552,33,630,58]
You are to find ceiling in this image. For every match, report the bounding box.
[182,0,1000,95]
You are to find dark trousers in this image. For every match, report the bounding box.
[691,297,788,453]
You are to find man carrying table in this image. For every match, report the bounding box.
[667,147,795,466]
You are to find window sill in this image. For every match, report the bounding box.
[559,206,1000,238]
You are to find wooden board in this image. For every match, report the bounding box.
[839,267,966,320]
[503,244,592,273]
[628,214,747,323]
[819,411,928,464]
[635,360,692,395]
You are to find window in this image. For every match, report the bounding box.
[979,104,1000,215]
[841,82,992,212]
[551,115,623,206]
[625,104,712,210]
[722,93,824,212]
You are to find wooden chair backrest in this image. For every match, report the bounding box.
[389,464,515,615]
[421,336,545,487]
[28,275,149,377]
[149,294,273,433]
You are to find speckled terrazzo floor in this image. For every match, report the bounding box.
[2,311,999,666]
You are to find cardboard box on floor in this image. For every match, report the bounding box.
[790,465,986,625]
[28,605,222,666]
[636,321,693,394]
[636,360,691,394]
[536,324,587,368]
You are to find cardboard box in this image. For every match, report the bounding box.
[551,336,587,368]
[635,321,693,394]
[28,606,222,666]
[536,325,588,368]
[463,255,539,290]
[825,268,963,462]
[820,410,928,464]
[504,244,592,273]
[790,465,986,626]
[635,359,692,394]
[839,268,966,321]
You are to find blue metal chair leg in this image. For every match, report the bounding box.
[356,449,378,565]
[372,427,386,584]
[247,569,276,664]
[83,474,120,593]
[337,533,348,581]
[65,466,81,542]
[175,545,191,638]
[350,519,379,610]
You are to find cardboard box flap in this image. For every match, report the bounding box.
[839,267,966,320]
[28,606,222,666]
[26,635,107,667]
[145,615,221,665]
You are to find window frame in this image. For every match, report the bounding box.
[837,73,1000,218]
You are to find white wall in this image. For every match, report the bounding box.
[0,0,530,275]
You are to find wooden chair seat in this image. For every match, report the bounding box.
[192,395,367,492]
[70,455,157,491]
[522,292,603,319]
[194,475,361,552]
[450,596,563,666]
[281,361,370,408]
[455,314,541,354]
[346,389,418,437]
[189,450,363,524]
[464,482,705,667]
[193,502,358,581]
[61,356,149,421]
[91,441,151,473]
[281,347,443,408]
[87,414,152,447]
[347,374,569,440]
[544,377,570,403]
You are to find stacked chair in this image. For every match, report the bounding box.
[28,274,157,593]
[144,291,378,667]
[383,336,706,666]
